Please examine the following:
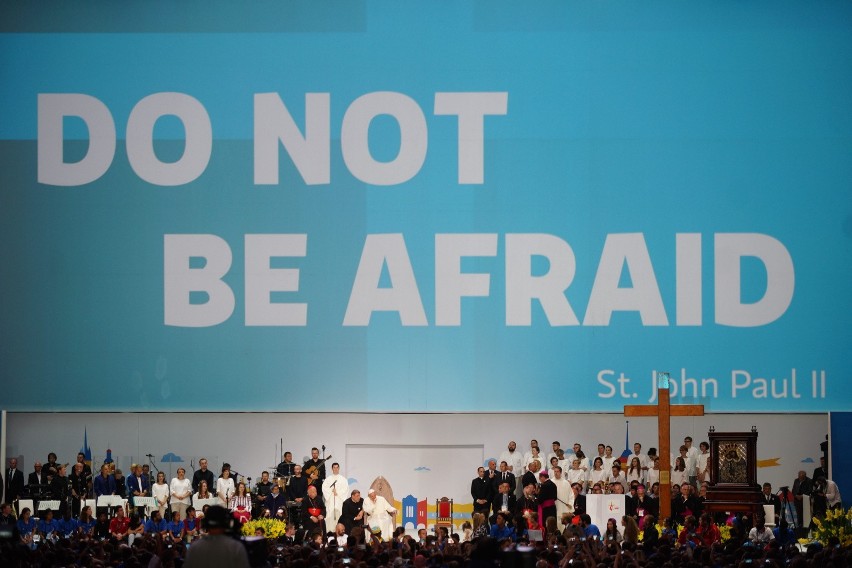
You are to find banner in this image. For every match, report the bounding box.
[1,1,850,411]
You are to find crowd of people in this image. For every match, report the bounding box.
[0,439,845,567]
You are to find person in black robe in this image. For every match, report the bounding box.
[515,483,538,521]
[671,484,698,525]
[571,483,586,518]
[536,471,558,528]
[265,484,288,519]
[301,485,326,536]
[471,467,492,517]
[254,471,274,519]
[286,465,308,503]
[49,464,70,515]
[629,483,658,529]
[339,489,365,533]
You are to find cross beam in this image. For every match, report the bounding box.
[624,376,704,521]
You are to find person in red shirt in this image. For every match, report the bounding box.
[677,515,699,548]
[108,507,130,542]
[696,513,721,547]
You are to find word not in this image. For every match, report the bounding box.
[37,91,508,187]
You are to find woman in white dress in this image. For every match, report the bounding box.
[151,471,170,519]
[646,456,661,487]
[170,467,193,521]
[626,457,644,485]
[588,457,608,489]
[565,458,587,491]
[670,456,688,486]
[216,463,235,507]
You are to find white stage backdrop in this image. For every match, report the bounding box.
[346,444,484,529]
[5,411,827,530]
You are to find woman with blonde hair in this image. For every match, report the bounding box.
[170,467,193,520]
[471,512,488,539]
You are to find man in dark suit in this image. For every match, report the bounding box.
[792,470,812,529]
[28,462,46,497]
[571,483,586,517]
[671,484,699,525]
[812,457,827,483]
[761,482,782,522]
[493,461,516,495]
[5,458,25,504]
[490,480,517,524]
[471,467,492,517]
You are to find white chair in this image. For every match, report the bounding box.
[193,496,218,510]
[763,504,777,527]
[16,498,34,516]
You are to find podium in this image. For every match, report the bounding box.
[704,429,763,518]
[586,494,626,535]
[97,495,126,517]
[37,500,60,513]
[132,496,157,517]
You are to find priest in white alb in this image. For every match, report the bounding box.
[552,466,574,522]
[322,463,350,532]
[362,488,396,541]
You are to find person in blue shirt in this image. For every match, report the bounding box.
[183,506,200,541]
[78,505,96,538]
[94,464,117,497]
[57,509,79,539]
[773,517,796,546]
[489,512,516,541]
[146,510,168,537]
[167,510,184,541]
[17,507,37,546]
[38,509,59,540]
[580,514,601,539]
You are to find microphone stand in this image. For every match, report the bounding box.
[146,455,161,475]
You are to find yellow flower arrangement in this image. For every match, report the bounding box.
[811,507,852,547]
[241,517,287,539]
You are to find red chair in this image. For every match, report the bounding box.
[435,497,453,533]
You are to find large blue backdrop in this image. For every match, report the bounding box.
[1,1,850,411]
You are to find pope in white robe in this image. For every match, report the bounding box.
[322,464,350,532]
[362,488,396,540]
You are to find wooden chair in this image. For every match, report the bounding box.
[435,497,453,533]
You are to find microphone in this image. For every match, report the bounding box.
[322,445,326,451]
[146,454,154,458]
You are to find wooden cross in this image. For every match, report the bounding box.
[624,372,704,520]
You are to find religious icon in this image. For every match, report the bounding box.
[718,441,747,484]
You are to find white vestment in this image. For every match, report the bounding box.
[553,477,574,520]
[322,474,350,532]
[362,494,395,540]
